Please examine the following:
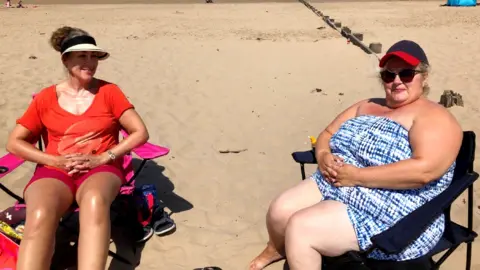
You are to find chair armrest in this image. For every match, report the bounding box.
[120,129,170,160]
[291,150,317,164]
[370,172,479,254]
[0,136,42,179]
[0,153,27,179]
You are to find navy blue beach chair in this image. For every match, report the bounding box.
[291,131,478,270]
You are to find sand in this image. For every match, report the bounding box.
[0,1,479,269]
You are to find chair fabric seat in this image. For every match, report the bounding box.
[429,222,477,257]
[292,131,478,270]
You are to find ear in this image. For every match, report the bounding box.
[61,55,69,67]
[422,74,429,87]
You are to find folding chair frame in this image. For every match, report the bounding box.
[291,131,479,270]
[0,136,155,268]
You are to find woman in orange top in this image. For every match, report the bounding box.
[6,26,149,270]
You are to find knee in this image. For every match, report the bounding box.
[267,195,298,225]
[79,191,111,217]
[24,206,58,238]
[285,211,309,239]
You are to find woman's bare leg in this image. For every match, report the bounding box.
[75,172,122,270]
[249,178,323,270]
[285,200,359,270]
[17,179,74,270]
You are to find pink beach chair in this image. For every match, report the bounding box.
[0,100,170,268]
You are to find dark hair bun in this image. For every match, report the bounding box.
[50,26,90,53]
[49,26,77,52]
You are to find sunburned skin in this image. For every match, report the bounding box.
[56,81,98,116]
[54,81,106,155]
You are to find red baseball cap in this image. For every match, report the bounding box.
[379,40,429,68]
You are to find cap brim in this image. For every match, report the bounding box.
[379,51,420,68]
[61,44,109,60]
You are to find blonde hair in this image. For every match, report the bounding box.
[417,62,430,96]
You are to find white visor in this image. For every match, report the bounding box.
[61,44,109,60]
[60,35,109,60]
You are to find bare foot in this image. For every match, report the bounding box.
[249,243,285,270]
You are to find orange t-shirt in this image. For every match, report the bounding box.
[16,80,134,171]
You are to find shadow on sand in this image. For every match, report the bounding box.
[131,158,194,216]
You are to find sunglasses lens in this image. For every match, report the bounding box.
[380,71,395,83]
[398,69,416,82]
[381,69,417,83]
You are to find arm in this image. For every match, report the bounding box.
[100,108,149,163]
[356,106,463,189]
[95,84,149,163]
[6,93,56,166]
[315,99,366,160]
[6,125,55,166]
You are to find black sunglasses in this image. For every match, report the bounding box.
[380,69,421,83]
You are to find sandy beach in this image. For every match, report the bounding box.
[1,1,479,269]
[10,0,450,4]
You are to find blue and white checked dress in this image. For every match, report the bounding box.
[311,115,455,261]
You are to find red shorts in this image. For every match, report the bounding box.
[24,165,126,196]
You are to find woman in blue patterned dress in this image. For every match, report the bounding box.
[249,40,463,270]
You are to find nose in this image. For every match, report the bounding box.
[83,55,98,67]
[392,73,403,84]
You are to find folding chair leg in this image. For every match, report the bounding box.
[466,185,474,270]
[57,219,134,266]
[300,163,306,180]
[429,258,438,270]
[126,159,148,186]
[434,244,460,268]
[0,183,24,203]
[108,250,133,265]
[59,212,80,235]
[466,242,472,270]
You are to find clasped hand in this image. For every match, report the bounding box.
[317,151,359,187]
[53,153,109,175]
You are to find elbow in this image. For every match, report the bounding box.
[316,130,333,148]
[5,142,12,154]
[418,173,433,186]
[144,131,150,144]
[5,139,16,155]
[129,127,149,145]
[412,159,443,186]
[418,170,443,186]
[6,140,23,158]
[319,129,333,139]
[140,129,149,144]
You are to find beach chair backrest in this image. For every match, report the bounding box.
[453,131,476,178]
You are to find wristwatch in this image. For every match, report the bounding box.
[107,150,116,161]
